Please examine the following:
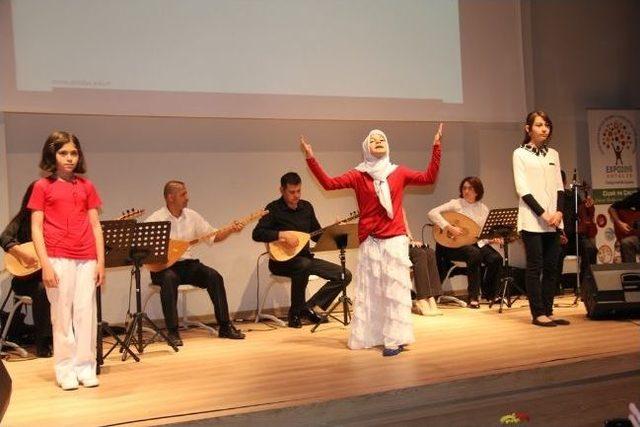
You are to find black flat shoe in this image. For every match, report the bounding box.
[299,307,323,324]
[288,314,302,328]
[167,331,184,346]
[551,318,571,325]
[532,318,557,327]
[219,324,246,339]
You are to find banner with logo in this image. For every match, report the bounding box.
[587,109,639,263]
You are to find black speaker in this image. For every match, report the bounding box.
[581,263,640,319]
[0,359,11,422]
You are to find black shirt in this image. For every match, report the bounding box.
[611,190,640,211]
[0,212,31,253]
[252,197,321,258]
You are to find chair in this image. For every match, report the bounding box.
[143,283,216,335]
[438,261,469,307]
[255,251,321,326]
[0,290,31,357]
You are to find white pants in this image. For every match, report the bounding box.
[348,235,415,350]
[46,257,97,383]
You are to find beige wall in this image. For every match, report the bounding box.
[528,0,640,181]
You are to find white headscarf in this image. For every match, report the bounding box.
[355,129,398,219]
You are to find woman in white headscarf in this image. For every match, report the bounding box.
[301,125,443,356]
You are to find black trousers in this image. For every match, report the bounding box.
[11,275,52,346]
[521,231,561,318]
[150,259,231,332]
[268,255,351,314]
[437,243,503,301]
[409,245,442,299]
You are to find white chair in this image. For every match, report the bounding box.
[438,261,468,307]
[0,291,31,357]
[143,283,216,335]
[255,251,321,326]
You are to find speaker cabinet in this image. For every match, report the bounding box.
[581,263,640,319]
[0,359,11,422]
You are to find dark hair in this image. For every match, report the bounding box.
[280,172,301,188]
[8,181,36,228]
[522,110,553,145]
[459,176,484,201]
[163,180,186,199]
[39,131,87,174]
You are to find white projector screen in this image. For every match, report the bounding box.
[0,0,527,122]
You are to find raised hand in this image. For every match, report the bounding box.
[433,122,444,146]
[299,135,314,159]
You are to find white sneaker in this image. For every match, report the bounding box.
[58,376,79,391]
[78,376,100,388]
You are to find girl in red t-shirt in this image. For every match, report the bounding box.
[28,131,104,390]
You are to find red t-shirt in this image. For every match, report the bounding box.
[27,176,102,260]
[307,145,441,242]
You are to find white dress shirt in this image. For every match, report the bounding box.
[428,198,490,247]
[145,207,216,260]
[512,145,564,232]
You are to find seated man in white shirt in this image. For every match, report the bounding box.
[146,180,245,345]
[428,177,503,308]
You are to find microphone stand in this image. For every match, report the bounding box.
[570,173,584,306]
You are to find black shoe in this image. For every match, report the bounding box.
[532,318,556,327]
[551,318,571,326]
[167,331,183,346]
[218,324,245,339]
[299,307,323,324]
[288,314,302,328]
[35,343,52,358]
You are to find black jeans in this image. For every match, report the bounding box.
[521,231,561,318]
[409,245,442,299]
[437,243,503,301]
[268,255,351,314]
[150,259,231,332]
[12,275,52,346]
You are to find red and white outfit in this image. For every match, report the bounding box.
[28,176,102,385]
[307,130,440,349]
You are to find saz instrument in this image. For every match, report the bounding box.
[268,211,360,262]
[613,208,640,241]
[145,209,268,273]
[4,208,145,277]
[432,211,481,249]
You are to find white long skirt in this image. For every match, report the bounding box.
[348,235,415,350]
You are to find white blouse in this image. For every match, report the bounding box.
[512,145,564,233]
[428,198,490,247]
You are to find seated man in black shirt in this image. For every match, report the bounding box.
[252,172,352,328]
[609,190,640,263]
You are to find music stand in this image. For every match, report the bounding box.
[98,220,139,370]
[310,223,359,332]
[478,208,523,313]
[101,220,179,362]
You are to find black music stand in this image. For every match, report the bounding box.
[101,220,179,362]
[478,208,523,313]
[310,223,359,332]
[98,220,140,370]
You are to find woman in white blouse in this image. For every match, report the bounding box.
[428,177,503,309]
[513,110,569,327]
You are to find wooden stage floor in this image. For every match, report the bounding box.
[2,295,639,426]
